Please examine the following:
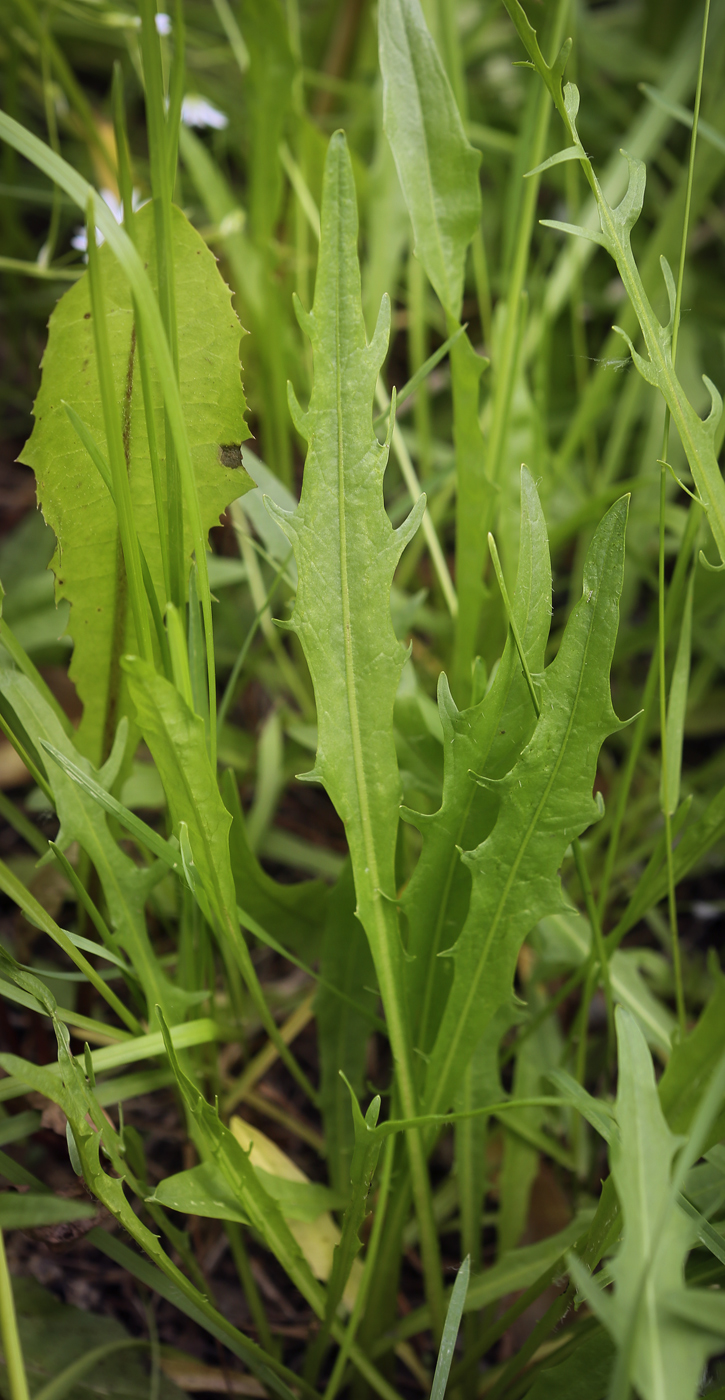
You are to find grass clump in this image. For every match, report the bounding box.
[0,1,725,1398]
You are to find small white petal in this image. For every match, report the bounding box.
[155,12,172,35]
[181,94,229,130]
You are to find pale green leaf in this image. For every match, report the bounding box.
[604,1008,714,1400]
[379,0,481,318]
[20,202,252,766]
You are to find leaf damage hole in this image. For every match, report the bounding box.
[218,443,242,468]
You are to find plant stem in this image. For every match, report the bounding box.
[656,0,710,1034]
[0,1229,30,1400]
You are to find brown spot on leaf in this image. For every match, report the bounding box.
[218,443,242,468]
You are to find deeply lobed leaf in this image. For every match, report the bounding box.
[425,497,629,1115]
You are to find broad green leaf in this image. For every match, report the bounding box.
[402,466,551,1058]
[525,1328,614,1400]
[5,1277,186,1400]
[316,861,377,1194]
[178,124,292,483]
[0,1194,96,1229]
[20,202,252,766]
[379,0,481,319]
[150,1160,343,1225]
[363,115,409,336]
[425,499,628,1115]
[0,665,187,1024]
[150,1161,249,1224]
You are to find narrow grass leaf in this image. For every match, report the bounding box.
[430,1255,470,1400]
[661,567,695,816]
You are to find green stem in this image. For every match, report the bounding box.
[0,1229,30,1400]
[323,1132,396,1400]
[655,0,710,1035]
[86,202,153,666]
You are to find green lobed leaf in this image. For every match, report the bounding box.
[401,466,551,1059]
[19,202,252,766]
[17,1007,300,1400]
[540,84,725,565]
[156,1011,323,1314]
[424,498,629,1116]
[379,0,481,319]
[264,129,423,1040]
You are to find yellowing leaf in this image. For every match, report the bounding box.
[21,202,252,765]
[230,1116,362,1307]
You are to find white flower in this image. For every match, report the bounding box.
[181,94,228,130]
[155,12,172,36]
[70,188,144,254]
